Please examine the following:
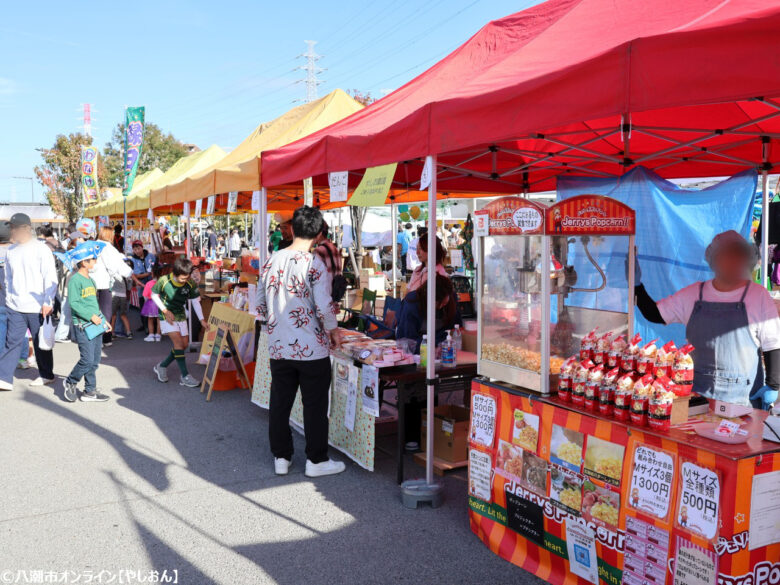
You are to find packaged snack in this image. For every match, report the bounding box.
[585,365,604,410]
[593,333,612,365]
[580,329,599,362]
[630,374,655,426]
[654,341,677,378]
[606,335,627,369]
[672,344,695,395]
[636,338,659,375]
[622,334,642,372]
[648,376,676,431]
[599,367,620,416]
[572,359,594,406]
[558,356,578,402]
[614,373,636,421]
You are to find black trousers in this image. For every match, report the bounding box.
[269,357,331,463]
[97,289,112,343]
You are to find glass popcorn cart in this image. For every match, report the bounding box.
[475,195,636,394]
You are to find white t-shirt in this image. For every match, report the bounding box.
[657,280,780,351]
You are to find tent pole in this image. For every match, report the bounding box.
[391,203,398,296]
[259,187,268,267]
[761,136,770,289]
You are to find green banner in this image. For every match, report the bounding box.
[123,106,145,195]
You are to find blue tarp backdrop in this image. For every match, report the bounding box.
[557,166,757,346]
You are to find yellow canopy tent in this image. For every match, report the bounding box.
[85,169,163,218]
[125,144,226,214]
[154,89,363,208]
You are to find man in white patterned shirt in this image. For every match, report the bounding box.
[257,206,345,478]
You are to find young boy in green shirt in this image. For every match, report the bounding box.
[62,242,111,402]
[152,256,207,387]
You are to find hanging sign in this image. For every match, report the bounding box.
[123,106,145,195]
[348,163,397,207]
[194,198,202,219]
[329,171,349,202]
[251,190,261,211]
[80,146,100,204]
[183,202,190,217]
[147,208,153,223]
[227,191,238,214]
[206,195,215,216]
[547,194,636,235]
[474,210,489,237]
[303,177,314,207]
[419,155,433,191]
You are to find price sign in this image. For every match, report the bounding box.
[468,449,492,502]
[676,461,720,541]
[470,393,497,448]
[628,444,675,520]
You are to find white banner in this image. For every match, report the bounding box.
[227,191,238,214]
[251,190,261,211]
[206,195,215,216]
[328,171,349,202]
[420,155,433,190]
[194,198,202,219]
[183,202,190,217]
[303,177,313,207]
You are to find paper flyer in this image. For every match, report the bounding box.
[344,364,359,432]
[565,521,598,584]
[360,364,379,417]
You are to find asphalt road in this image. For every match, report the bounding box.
[0,326,544,585]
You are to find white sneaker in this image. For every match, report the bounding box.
[155,334,162,342]
[26,357,37,369]
[144,334,156,342]
[30,377,55,387]
[179,374,200,387]
[305,459,346,477]
[17,359,29,370]
[274,458,291,475]
[0,379,12,391]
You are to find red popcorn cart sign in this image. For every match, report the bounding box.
[547,195,635,235]
[480,196,547,236]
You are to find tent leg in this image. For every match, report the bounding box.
[761,167,770,288]
[401,154,443,510]
[391,203,398,296]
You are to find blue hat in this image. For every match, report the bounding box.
[54,241,107,271]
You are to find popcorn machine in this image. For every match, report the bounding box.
[475,195,636,394]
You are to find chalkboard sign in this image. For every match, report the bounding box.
[506,489,545,547]
[200,325,251,401]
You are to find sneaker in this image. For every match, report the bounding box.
[104,341,113,347]
[30,377,55,387]
[0,379,12,391]
[305,459,346,477]
[153,363,169,383]
[63,379,78,402]
[144,334,156,342]
[114,332,129,339]
[126,333,134,340]
[80,390,109,402]
[17,359,30,370]
[26,357,37,369]
[274,458,291,475]
[404,441,420,453]
[155,334,162,342]
[179,374,200,387]
[55,338,72,344]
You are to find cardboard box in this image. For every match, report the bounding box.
[462,330,478,354]
[421,405,470,462]
[359,274,386,297]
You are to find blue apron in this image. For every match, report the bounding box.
[686,282,763,406]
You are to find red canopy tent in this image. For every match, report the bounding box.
[258,0,780,500]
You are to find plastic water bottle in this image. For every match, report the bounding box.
[442,331,456,368]
[420,335,428,368]
[452,324,463,355]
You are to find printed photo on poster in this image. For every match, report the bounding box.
[469,449,492,502]
[495,439,524,482]
[549,424,584,472]
[521,450,548,496]
[583,436,624,486]
[581,479,620,531]
[676,461,720,541]
[511,409,539,453]
[470,393,497,449]
[549,464,583,515]
[628,443,675,521]
[333,357,350,395]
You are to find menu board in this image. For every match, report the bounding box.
[470,393,497,448]
[676,461,720,542]
[628,444,675,521]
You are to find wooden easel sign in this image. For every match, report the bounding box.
[200,325,251,401]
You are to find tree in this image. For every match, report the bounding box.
[34,133,104,224]
[347,89,377,107]
[102,123,190,188]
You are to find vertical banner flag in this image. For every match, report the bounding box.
[419,155,433,191]
[183,201,190,217]
[303,177,314,207]
[227,191,238,213]
[329,171,349,202]
[80,146,100,204]
[207,195,215,215]
[123,106,145,195]
[194,198,202,219]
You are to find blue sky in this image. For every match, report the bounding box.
[0,0,536,203]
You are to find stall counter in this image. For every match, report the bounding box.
[467,378,780,585]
